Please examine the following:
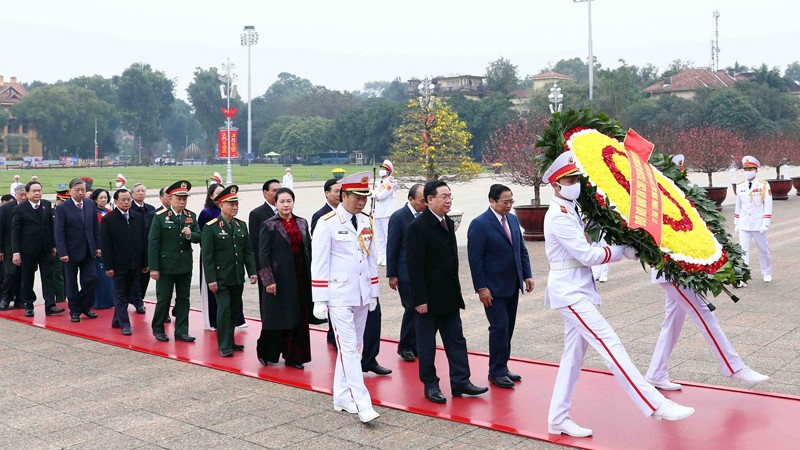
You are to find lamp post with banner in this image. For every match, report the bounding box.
[219,59,238,184]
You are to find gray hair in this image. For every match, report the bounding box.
[14,185,26,193]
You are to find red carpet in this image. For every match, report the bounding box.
[2,303,799,449]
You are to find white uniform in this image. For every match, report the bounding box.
[734,179,772,277]
[282,173,294,190]
[545,197,666,426]
[646,270,744,382]
[311,204,379,413]
[372,176,395,265]
[590,238,609,282]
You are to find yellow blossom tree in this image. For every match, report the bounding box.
[389,98,481,181]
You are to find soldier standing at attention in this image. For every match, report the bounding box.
[372,160,396,266]
[201,185,257,357]
[734,155,773,284]
[149,180,201,343]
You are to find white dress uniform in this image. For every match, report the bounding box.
[311,203,379,414]
[590,237,609,282]
[734,156,772,279]
[645,270,744,383]
[372,160,396,265]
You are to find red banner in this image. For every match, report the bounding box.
[624,129,663,246]
[218,128,239,158]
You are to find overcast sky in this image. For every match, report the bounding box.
[3,0,797,100]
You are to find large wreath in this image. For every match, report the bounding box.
[537,109,749,298]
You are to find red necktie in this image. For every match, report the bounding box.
[501,215,512,243]
[78,202,83,210]
[440,218,448,232]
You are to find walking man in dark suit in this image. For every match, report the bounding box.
[130,182,154,314]
[55,178,101,322]
[386,183,425,362]
[467,184,534,389]
[102,189,148,336]
[11,181,64,317]
[310,179,340,234]
[0,185,25,310]
[408,180,488,404]
[249,179,279,318]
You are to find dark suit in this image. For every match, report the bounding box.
[407,208,470,390]
[0,200,21,306]
[467,208,532,378]
[102,208,148,330]
[249,202,276,317]
[310,203,333,235]
[55,198,101,316]
[131,201,155,308]
[12,200,56,309]
[387,203,418,356]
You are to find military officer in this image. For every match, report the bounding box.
[372,159,396,266]
[52,189,70,303]
[542,151,694,438]
[734,155,773,283]
[201,185,257,357]
[311,171,381,424]
[149,180,201,343]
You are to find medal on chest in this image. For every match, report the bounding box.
[358,226,373,256]
[218,220,228,236]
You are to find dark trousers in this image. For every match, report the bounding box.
[415,310,470,390]
[397,280,417,355]
[132,269,148,309]
[52,256,65,303]
[111,270,138,329]
[326,301,382,369]
[1,260,21,305]
[19,252,55,309]
[484,293,519,378]
[152,273,191,336]
[216,284,244,351]
[64,257,97,315]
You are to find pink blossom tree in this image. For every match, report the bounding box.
[751,131,799,179]
[675,125,746,187]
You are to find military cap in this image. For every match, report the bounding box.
[167,180,192,196]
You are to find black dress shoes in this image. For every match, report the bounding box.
[164,316,172,323]
[506,371,522,382]
[135,306,146,314]
[219,349,234,357]
[111,322,120,329]
[398,349,416,362]
[285,361,304,369]
[24,309,34,317]
[425,388,447,404]
[232,344,244,351]
[257,357,269,366]
[121,328,132,336]
[45,306,65,315]
[309,316,328,325]
[175,335,196,342]
[154,332,169,342]
[364,365,392,376]
[0,300,9,310]
[451,382,489,397]
[84,311,98,319]
[70,315,81,323]
[489,375,516,389]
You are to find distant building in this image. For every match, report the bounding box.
[509,89,531,114]
[0,75,43,158]
[408,75,487,101]
[641,68,747,99]
[531,71,573,92]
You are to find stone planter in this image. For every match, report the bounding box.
[703,186,728,211]
[332,172,344,180]
[767,179,792,200]
[792,176,800,196]
[513,204,548,241]
[447,209,464,232]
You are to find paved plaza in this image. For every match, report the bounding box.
[1,169,799,449]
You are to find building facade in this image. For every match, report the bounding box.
[0,75,43,158]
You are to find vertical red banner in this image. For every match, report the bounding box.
[624,129,663,246]
[218,129,239,158]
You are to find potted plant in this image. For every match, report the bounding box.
[675,125,745,211]
[331,168,345,180]
[485,116,549,240]
[754,132,796,200]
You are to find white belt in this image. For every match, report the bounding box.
[549,259,586,270]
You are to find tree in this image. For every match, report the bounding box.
[187,66,243,155]
[448,92,517,160]
[661,59,694,79]
[162,99,204,155]
[381,78,408,102]
[752,131,799,179]
[785,61,800,82]
[594,63,641,120]
[486,57,520,94]
[12,85,113,158]
[734,80,800,133]
[115,63,175,161]
[361,81,391,98]
[389,98,479,181]
[265,72,314,100]
[258,116,303,153]
[702,88,771,136]
[278,116,332,156]
[752,64,791,91]
[674,125,745,187]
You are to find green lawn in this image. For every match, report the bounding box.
[3,163,377,193]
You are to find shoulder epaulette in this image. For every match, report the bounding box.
[156,209,168,215]
[235,218,246,225]
[184,209,194,215]
[736,180,745,185]
[206,218,218,226]
[322,210,336,220]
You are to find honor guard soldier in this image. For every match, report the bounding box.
[311,171,381,424]
[734,155,773,283]
[149,180,201,343]
[542,151,694,438]
[201,185,257,357]
[372,159,396,266]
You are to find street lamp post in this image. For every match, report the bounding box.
[417,76,436,180]
[240,26,258,158]
[548,83,564,114]
[219,59,237,184]
[573,0,594,101]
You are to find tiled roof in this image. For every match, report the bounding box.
[511,89,530,99]
[642,69,740,94]
[0,81,28,106]
[532,71,572,80]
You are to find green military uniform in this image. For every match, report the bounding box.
[149,180,201,340]
[201,185,256,355]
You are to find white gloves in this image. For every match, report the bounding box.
[369,297,378,312]
[734,226,739,234]
[759,225,769,234]
[623,246,638,260]
[313,303,328,321]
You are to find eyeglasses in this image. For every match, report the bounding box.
[436,195,454,201]
[496,200,515,206]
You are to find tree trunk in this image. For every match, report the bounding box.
[707,171,713,188]
[532,184,541,207]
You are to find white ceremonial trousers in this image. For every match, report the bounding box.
[739,230,772,276]
[328,304,373,411]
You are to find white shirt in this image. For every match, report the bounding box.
[429,208,445,223]
[72,198,84,208]
[29,201,40,209]
[372,176,396,218]
[734,179,772,231]
[406,202,420,217]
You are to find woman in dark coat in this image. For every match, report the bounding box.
[257,188,312,368]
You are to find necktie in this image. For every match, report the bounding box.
[123,212,129,223]
[77,202,83,210]
[440,218,448,232]
[33,204,39,210]
[350,214,358,230]
[501,215,512,243]
[414,212,421,218]
[748,182,752,190]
